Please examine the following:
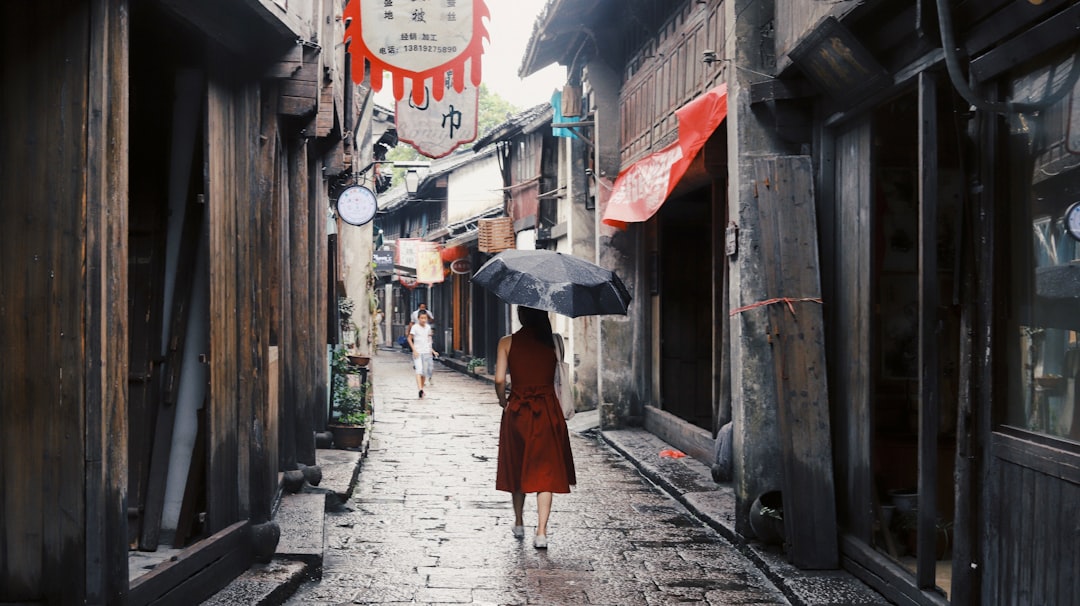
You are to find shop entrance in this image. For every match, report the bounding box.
[868,85,961,596]
[830,74,962,601]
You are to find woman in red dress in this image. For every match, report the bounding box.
[494,306,576,549]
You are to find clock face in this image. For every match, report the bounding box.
[337,185,378,227]
[1066,201,1080,242]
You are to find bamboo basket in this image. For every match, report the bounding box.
[478,217,515,253]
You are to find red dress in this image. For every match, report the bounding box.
[496,327,576,494]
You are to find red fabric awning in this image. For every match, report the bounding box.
[602,84,728,228]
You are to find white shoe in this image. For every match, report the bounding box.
[533,534,547,549]
[512,525,524,539]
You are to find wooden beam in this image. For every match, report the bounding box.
[969,3,1080,83]
[280,78,318,100]
[265,44,303,79]
[962,0,1074,57]
[916,71,940,589]
[749,78,815,104]
[753,155,839,569]
[316,84,335,137]
[279,95,317,117]
[128,521,251,606]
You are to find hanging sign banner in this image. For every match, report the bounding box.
[397,73,479,158]
[396,238,421,271]
[344,0,489,106]
[416,242,445,284]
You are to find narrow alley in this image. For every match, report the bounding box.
[285,352,790,605]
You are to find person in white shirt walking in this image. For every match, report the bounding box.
[407,310,438,398]
[407,303,436,385]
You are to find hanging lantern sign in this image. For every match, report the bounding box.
[397,72,479,158]
[343,0,489,106]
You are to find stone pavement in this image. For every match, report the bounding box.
[284,352,792,605]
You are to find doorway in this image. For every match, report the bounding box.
[830,75,963,602]
[657,190,713,430]
[868,85,961,597]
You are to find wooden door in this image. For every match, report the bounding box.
[659,192,713,430]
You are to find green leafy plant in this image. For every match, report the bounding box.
[333,381,369,426]
[467,357,486,372]
[330,348,369,426]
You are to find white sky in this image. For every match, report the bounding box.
[481,0,565,108]
[373,0,565,110]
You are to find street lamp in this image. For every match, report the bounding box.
[392,161,430,196]
[404,169,420,195]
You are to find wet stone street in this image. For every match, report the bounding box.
[286,351,789,605]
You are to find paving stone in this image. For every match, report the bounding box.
[284,354,791,605]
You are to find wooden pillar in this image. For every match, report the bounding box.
[309,152,329,433]
[251,82,281,527]
[289,136,317,467]
[85,0,130,600]
[206,77,241,533]
[278,134,296,473]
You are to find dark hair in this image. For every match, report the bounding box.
[417,310,428,318]
[517,307,554,348]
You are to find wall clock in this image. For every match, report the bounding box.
[1065,201,1080,242]
[336,185,378,227]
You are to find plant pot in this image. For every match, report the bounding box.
[472,366,487,375]
[347,355,370,367]
[328,423,365,449]
[888,488,918,514]
[749,491,785,545]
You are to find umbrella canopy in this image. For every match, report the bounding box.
[471,249,631,318]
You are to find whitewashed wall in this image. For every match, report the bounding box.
[447,153,503,224]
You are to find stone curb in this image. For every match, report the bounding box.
[600,428,890,606]
[200,426,370,605]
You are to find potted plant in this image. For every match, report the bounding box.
[467,357,487,375]
[328,348,370,449]
[328,382,369,448]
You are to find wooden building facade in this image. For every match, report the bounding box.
[773,0,1080,603]
[523,0,1080,603]
[1,0,365,603]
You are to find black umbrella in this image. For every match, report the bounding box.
[471,249,631,317]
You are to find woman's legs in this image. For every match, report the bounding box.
[512,492,525,527]
[535,492,552,536]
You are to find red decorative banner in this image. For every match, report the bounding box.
[602,84,728,228]
[344,0,489,106]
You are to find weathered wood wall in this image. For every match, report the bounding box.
[619,0,726,166]
[828,120,874,541]
[985,435,1080,604]
[0,0,129,602]
[204,63,283,536]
